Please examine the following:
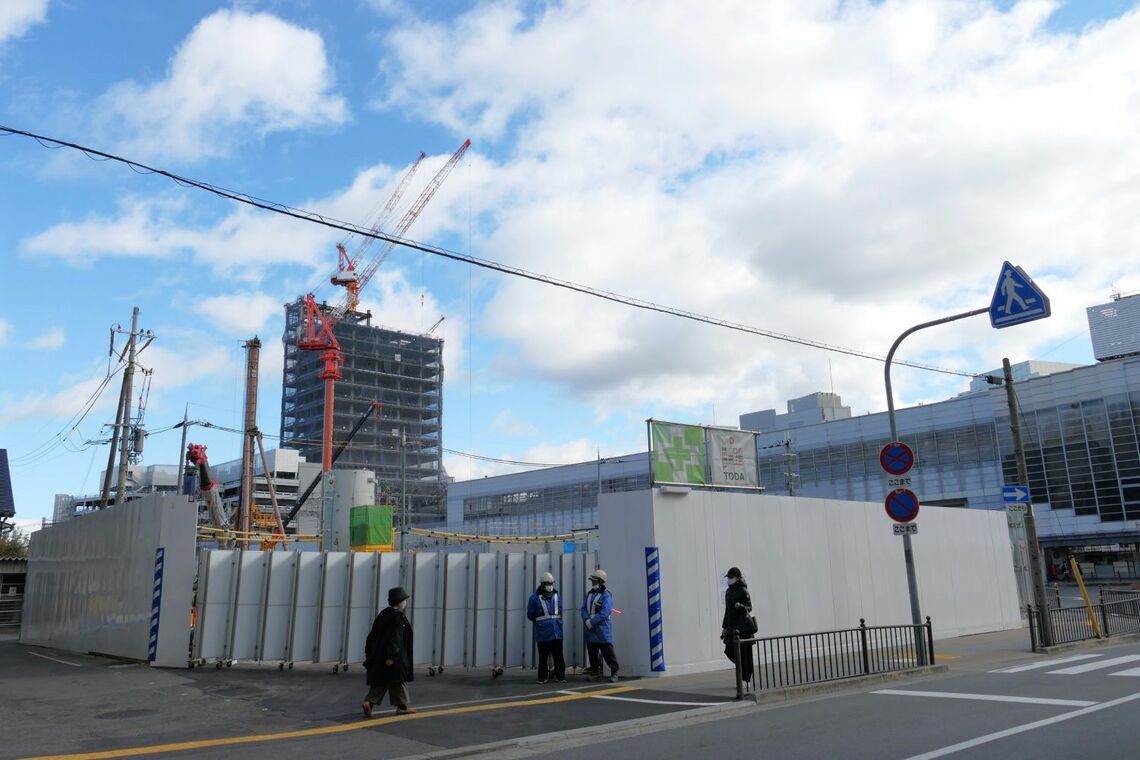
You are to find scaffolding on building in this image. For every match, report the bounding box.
[281,299,446,522]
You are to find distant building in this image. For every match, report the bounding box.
[52,449,324,534]
[281,299,446,523]
[739,392,851,432]
[445,299,1140,570]
[1088,292,1140,362]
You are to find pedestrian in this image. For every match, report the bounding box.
[582,569,620,682]
[527,571,566,684]
[721,566,755,685]
[362,586,416,718]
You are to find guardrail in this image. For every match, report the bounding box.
[733,617,934,699]
[1029,593,1140,651]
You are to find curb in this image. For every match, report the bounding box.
[404,665,948,759]
[1035,631,1140,654]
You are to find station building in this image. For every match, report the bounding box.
[444,294,1140,577]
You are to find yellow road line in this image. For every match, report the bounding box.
[25,685,639,760]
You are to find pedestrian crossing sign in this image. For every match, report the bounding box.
[990,262,1051,329]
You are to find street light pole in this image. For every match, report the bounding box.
[885,306,987,667]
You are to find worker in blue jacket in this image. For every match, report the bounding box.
[581,569,619,682]
[526,572,565,683]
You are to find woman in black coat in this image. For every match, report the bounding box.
[362,586,415,717]
[720,567,755,684]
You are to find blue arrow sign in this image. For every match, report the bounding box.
[990,262,1051,329]
[1003,484,1030,503]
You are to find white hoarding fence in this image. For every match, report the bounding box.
[192,548,598,673]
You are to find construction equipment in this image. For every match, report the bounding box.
[186,444,226,530]
[297,140,470,475]
[282,401,383,530]
[332,151,426,312]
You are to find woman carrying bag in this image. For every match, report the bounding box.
[720,567,756,686]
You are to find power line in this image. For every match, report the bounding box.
[1,123,983,379]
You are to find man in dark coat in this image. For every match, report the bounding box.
[362,586,415,717]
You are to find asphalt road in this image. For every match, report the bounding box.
[5,626,1139,760]
[537,642,1140,760]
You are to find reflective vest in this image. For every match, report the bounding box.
[536,593,560,621]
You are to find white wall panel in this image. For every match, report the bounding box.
[259,552,297,663]
[289,552,323,664]
[473,553,498,668]
[229,552,268,661]
[315,552,351,664]
[22,494,195,668]
[600,490,1023,677]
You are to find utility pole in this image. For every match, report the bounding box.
[176,404,189,496]
[115,307,140,505]
[100,373,129,508]
[1002,357,1053,645]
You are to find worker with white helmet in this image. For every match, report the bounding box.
[526,571,565,683]
[581,569,619,682]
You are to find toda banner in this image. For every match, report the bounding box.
[707,428,760,488]
[649,421,707,485]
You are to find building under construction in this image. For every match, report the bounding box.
[280,299,446,523]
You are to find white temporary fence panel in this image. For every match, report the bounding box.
[474,553,499,668]
[260,552,297,662]
[192,548,598,672]
[22,494,196,668]
[289,552,324,664]
[231,552,268,662]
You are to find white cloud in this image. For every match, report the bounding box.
[97,9,348,161]
[374,0,1140,419]
[491,410,536,437]
[0,318,9,345]
[193,293,284,335]
[0,0,47,45]
[29,327,64,350]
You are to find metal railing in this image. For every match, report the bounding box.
[1029,593,1140,651]
[733,617,935,699]
[0,594,23,627]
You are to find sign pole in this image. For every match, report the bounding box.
[885,307,987,667]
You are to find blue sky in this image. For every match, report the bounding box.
[4,0,1140,531]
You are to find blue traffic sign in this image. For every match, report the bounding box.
[885,489,920,523]
[879,441,915,476]
[1003,484,1030,503]
[990,262,1051,329]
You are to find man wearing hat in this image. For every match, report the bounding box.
[581,569,620,682]
[362,586,416,717]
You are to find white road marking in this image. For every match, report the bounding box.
[905,690,1140,759]
[28,651,81,667]
[988,654,1100,673]
[554,688,720,706]
[872,689,1096,707]
[1047,654,1140,674]
[1109,666,1140,677]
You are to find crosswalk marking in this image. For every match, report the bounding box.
[1047,655,1140,675]
[989,654,1100,673]
[873,689,1097,707]
[1109,666,1140,677]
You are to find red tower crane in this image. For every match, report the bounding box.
[331,151,426,313]
[298,139,471,473]
[335,138,471,314]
